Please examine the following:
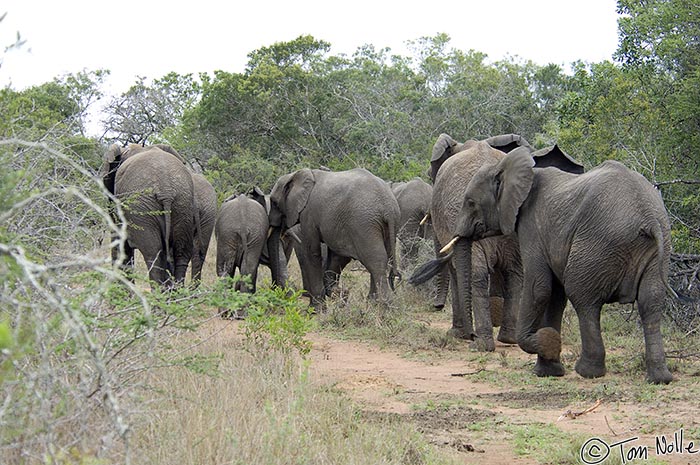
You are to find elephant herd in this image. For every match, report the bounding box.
[101,135,684,384]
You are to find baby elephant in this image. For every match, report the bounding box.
[215,194,269,302]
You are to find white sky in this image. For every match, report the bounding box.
[1,0,620,96]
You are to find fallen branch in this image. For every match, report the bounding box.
[557,399,602,421]
[451,368,485,377]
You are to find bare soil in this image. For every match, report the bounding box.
[304,314,700,465]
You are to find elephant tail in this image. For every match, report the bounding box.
[162,198,175,276]
[384,216,401,287]
[408,251,452,286]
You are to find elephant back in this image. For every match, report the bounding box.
[115,148,195,254]
[431,142,504,245]
[216,195,268,241]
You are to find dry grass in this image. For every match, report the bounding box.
[126,241,458,465]
[131,322,454,465]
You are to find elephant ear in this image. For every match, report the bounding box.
[283,169,316,228]
[101,144,123,195]
[249,186,269,213]
[430,134,460,183]
[496,146,536,235]
[531,144,585,174]
[484,134,533,154]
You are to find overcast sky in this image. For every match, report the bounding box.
[1,0,620,95]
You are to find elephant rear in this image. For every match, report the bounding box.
[215,195,268,292]
[115,148,195,284]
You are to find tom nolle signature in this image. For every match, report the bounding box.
[580,428,698,464]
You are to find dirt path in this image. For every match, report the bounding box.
[305,328,700,465]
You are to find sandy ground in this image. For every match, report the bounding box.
[304,320,700,465]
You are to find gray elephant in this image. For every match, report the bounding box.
[445,146,675,384]
[414,135,535,350]
[191,173,217,285]
[389,177,433,264]
[426,134,540,313]
[101,144,195,285]
[268,168,400,307]
[215,193,272,297]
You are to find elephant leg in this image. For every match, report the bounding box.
[517,260,566,377]
[354,237,392,303]
[489,268,505,327]
[173,254,190,285]
[433,239,449,309]
[496,268,520,345]
[532,280,567,377]
[470,250,495,351]
[637,270,673,384]
[573,302,606,379]
[296,242,326,309]
[240,239,264,294]
[143,249,168,286]
[323,250,351,297]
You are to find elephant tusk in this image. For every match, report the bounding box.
[439,236,460,254]
[267,227,274,239]
[419,212,430,226]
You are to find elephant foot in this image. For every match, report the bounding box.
[469,336,496,352]
[535,327,562,361]
[489,296,504,327]
[574,358,606,379]
[447,326,474,340]
[646,364,673,385]
[496,327,517,345]
[433,302,445,310]
[534,356,566,377]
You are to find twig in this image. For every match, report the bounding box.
[557,399,602,421]
[605,415,618,436]
[654,179,700,187]
[451,368,485,377]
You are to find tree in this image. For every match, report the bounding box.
[101,72,200,145]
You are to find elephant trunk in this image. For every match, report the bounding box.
[268,227,288,287]
[451,238,474,339]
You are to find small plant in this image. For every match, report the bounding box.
[232,284,316,357]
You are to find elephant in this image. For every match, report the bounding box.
[101,144,195,286]
[427,133,537,313]
[411,135,536,351]
[445,146,675,384]
[190,173,217,285]
[388,177,433,264]
[267,168,400,307]
[215,193,271,297]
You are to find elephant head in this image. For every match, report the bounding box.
[449,145,582,244]
[454,146,535,241]
[269,169,315,229]
[429,133,536,184]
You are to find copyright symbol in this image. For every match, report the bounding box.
[580,438,610,464]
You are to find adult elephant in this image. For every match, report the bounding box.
[215,193,274,296]
[414,136,532,350]
[389,177,433,264]
[445,146,675,384]
[268,168,400,307]
[101,144,195,285]
[190,173,217,285]
[426,134,536,313]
